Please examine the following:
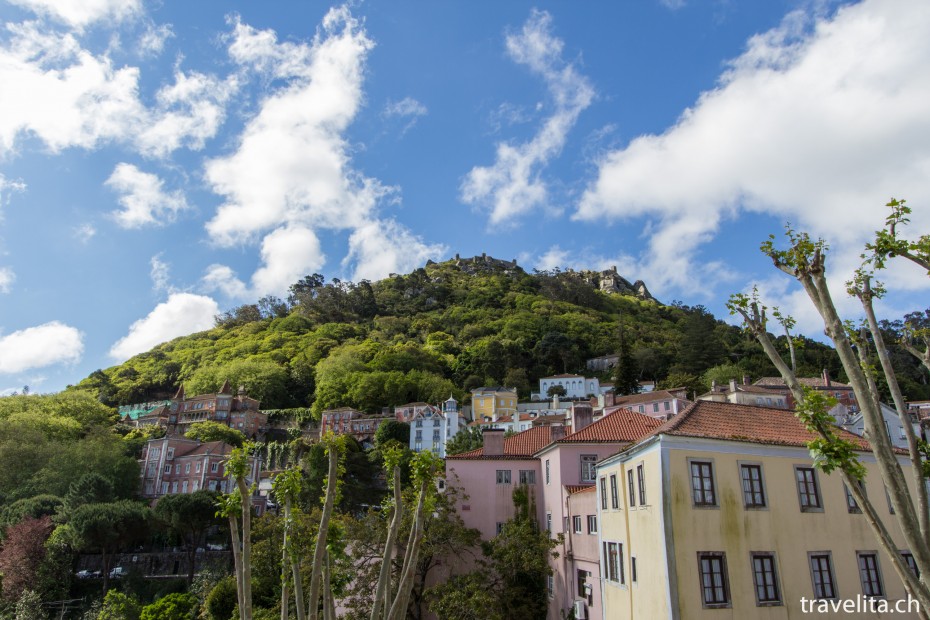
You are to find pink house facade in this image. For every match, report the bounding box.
[446,408,661,620]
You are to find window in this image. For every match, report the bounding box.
[809,553,836,599]
[432,430,440,441]
[211,462,219,473]
[638,405,644,413]
[600,477,608,510]
[858,552,884,597]
[161,482,169,495]
[664,401,671,411]
[795,467,822,511]
[632,557,638,583]
[901,552,920,578]
[653,403,659,413]
[577,569,592,604]
[547,575,554,597]
[751,553,781,605]
[164,465,171,474]
[698,553,730,607]
[546,513,552,533]
[844,482,863,514]
[496,470,511,484]
[195,462,201,473]
[175,464,181,474]
[637,464,646,505]
[184,463,190,474]
[181,480,188,493]
[496,522,504,535]
[166,448,174,460]
[690,460,716,506]
[171,481,178,493]
[572,516,582,533]
[587,515,597,534]
[628,470,635,507]
[740,464,766,508]
[581,454,598,483]
[603,542,624,584]
[610,474,619,509]
[545,459,550,485]
[519,470,536,485]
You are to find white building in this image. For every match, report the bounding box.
[536,374,601,400]
[409,396,462,458]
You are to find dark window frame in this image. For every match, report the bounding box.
[809,552,837,600]
[690,460,717,507]
[740,463,767,509]
[751,552,782,606]
[795,466,823,512]
[697,552,730,608]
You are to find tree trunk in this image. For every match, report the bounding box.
[236,478,253,620]
[372,467,403,620]
[228,514,245,619]
[307,444,339,620]
[286,497,306,620]
[859,285,930,541]
[386,479,428,620]
[281,518,290,620]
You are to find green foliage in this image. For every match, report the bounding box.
[185,421,246,447]
[204,576,238,620]
[374,420,410,447]
[794,388,867,479]
[13,589,43,620]
[656,372,707,399]
[444,427,484,456]
[139,592,197,620]
[702,363,747,389]
[97,590,141,620]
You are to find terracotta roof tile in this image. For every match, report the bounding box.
[653,400,875,450]
[566,484,596,495]
[557,408,663,444]
[447,426,554,460]
[612,390,689,407]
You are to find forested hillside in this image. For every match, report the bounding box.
[71,257,926,413]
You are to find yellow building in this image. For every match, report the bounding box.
[597,400,922,619]
[470,386,518,421]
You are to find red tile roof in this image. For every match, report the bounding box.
[566,484,596,495]
[447,426,555,460]
[556,408,663,444]
[654,400,874,450]
[611,390,689,407]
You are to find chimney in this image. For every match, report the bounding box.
[483,428,505,456]
[550,425,567,442]
[743,374,751,386]
[729,378,737,393]
[711,380,717,391]
[572,403,594,433]
[822,368,831,387]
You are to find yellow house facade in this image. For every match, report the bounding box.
[471,386,518,421]
[597,401,923,620]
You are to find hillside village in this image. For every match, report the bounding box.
[1,256,929,619]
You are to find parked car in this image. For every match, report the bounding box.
[76,569,93,579]
[109,566,127,579]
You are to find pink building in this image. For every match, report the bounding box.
[446,408,661,620]
[600,388,691,419]
[318,407,389,446]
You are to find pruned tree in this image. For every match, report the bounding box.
[272,467,306,620]
[221,443,260,620]
[154,490,221,585]
[728,218,930,615]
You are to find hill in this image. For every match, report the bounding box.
[72,256,846,414]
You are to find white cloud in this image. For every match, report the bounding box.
[106,163,189,228]
[6,0,142,30]
[0,267,14,293]
[534,246,571,271]
[0,321,83,373]
[461,9,595,226]
[576,0,930,298]
[205,7,441,292]
[202,264,249,300]
[206,7,381,246]
[138,22,173,57]
[73,223,96,243]
[383,97,427,134]
[150,253,173,293]
[109,293,219,361]
[252,225,325,296]
[0,24,234,159]
[344,219,446,282]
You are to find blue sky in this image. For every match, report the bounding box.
[0,0,928,395]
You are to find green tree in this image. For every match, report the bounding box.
[374,421,410,447]
[154,490,221,585]
[69,500,151,592]
[139,592,197,620]
[444,427,483,456]
[545,384,566,399]
[656,372,707,400]
[97,590,141,620]
[61,473,114,516]
[185,421,246,448]
[612,346,640,396]
[204,576,238,620]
